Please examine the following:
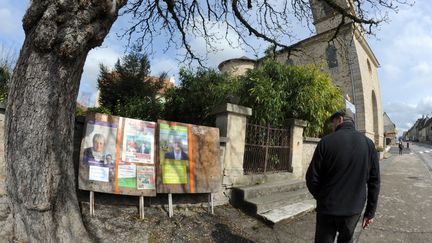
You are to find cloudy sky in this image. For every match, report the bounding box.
[0,0,431,135]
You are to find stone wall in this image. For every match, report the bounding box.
[352,34,384,146]
[213,104,310,187]
[273,27,356,106]
[302,137,320,179]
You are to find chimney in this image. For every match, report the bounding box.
[169,76,176,86]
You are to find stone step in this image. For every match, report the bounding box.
[232,179,306,202]
[258,200,316,224]
[243,188,312,214]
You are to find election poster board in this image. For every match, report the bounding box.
[157,120,221,194]
[78,113,156,196]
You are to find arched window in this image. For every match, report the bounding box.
[326,45,338,68]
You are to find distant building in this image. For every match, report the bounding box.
[144,76,175,97]
[416,117,428,142]
[94,75,175,107]
[404,116,432,143]
[383,112,397,145]
[219,0,384,146]
[425,118,432,143]
[419,117,432,143]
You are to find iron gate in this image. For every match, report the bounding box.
[243,123,292,174]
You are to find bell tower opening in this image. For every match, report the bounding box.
[310,0,355,34]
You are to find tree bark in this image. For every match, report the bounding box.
[5,0,125,241]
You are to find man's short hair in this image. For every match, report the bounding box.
[329,108,355,122]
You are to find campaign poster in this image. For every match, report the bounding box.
[162,162,187,184]
[159,122,189,184]
[82,120,117,174]
[137,166,155,190]
[118,164,137,188]
[122,118,156,164]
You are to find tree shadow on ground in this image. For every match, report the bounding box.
[211,223,255,243]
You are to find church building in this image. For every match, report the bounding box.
[218,0,384,146]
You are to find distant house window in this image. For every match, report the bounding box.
[286,58,294,66]
[326,45,338,68]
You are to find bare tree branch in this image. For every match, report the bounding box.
[119,0,413,66]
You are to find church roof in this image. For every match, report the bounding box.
[218,56,256,70]
[252,22,380,67]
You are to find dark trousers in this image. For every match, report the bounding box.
[315,213,361,243]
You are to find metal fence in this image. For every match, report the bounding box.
[243,123,292,174]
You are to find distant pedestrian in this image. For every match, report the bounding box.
[306,108,380,243]
[399,142,403,155]
[407,142,409,149]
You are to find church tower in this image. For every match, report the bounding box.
[219,0,384,146]
[309,0,384,146]
[310,0,355,34]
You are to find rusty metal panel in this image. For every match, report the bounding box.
[156,120,221,193]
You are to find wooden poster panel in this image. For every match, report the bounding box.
[156,120,221,193]
[78,113,156,196]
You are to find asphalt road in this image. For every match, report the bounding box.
[406,142,432,171]
[356,143,432,243]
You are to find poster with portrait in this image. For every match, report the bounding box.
[156,120,222,194]
[79,113,156,197]
[79,113,120,193]
[121,118,156,164]
[159,121,190,185]
[82,119,117,181]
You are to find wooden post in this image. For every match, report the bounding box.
[168,193,173,217]
[139,196,145,219]
[89,191,95,217]
[208,193,214,214]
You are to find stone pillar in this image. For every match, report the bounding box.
[287,119,308,179]
[213,103,252,187]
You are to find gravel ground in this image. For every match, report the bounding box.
[0,193,316,243]
[82,202,316,243]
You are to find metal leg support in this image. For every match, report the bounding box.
[139,196,145,219]
[168,193,173,217]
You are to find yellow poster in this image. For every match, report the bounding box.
[162,160,187,184]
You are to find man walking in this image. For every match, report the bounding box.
[398,141,403,155]
[306,109,380,243]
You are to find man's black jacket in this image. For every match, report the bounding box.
[306,121,380,218]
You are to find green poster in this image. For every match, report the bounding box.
[118,164,137,188]
[162,160,187,184]
[118,178,136,188]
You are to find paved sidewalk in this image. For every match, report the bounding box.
[357,152,432,242]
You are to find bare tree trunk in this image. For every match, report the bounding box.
[5,0,125,241]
